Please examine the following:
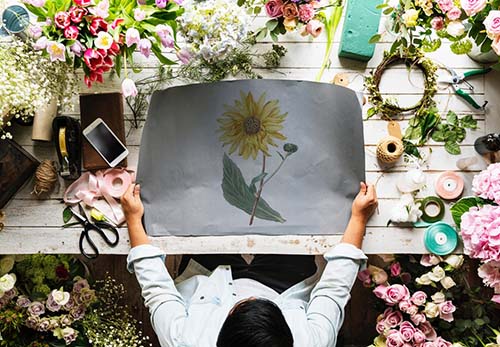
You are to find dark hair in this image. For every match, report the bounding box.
[216,298,293,347]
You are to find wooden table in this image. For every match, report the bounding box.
[1,16,499,255]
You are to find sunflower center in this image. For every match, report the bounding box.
[243,116,261,135]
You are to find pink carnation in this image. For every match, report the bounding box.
[460,204,500,263]
[477,261,500,293]
[298,3,315,22]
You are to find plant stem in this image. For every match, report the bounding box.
[249,154,266,226]
[315,4,343,81]
[263,153,288,185]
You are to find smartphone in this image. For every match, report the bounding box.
[83,118,129,167]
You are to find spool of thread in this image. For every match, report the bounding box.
[424,222,458,255]
[32,160,58,196]
[101,169,133,199]
[376,136,404,163]
[332,73,350,87]
[419,196,445,223]
[435,171,464,200]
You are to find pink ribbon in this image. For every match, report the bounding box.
[64,168,135,225]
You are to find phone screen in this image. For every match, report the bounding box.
[85,122,127,163]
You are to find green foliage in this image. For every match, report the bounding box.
[450,39,473,55]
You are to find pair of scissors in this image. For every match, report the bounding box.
[71,204,119,259]
[438,67,491,109]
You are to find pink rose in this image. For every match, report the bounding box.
[385,284,410,305]
[410,313,426,326]
[384,309,403,328]
[282,2,299,19]
[373,285,388,299]
[54,11,71,29]
[265,0,283,18]
[376,319,387,334]
[399,321,416,342]
[423,343,435,347]
[64,25,79,40]
[437,0,453,12]
[305,19,324,38]
[434,337,452,347]
[298,3,315,22]
[438,301,456,322]
[413,329,426,344]
[419,322,437,341]
[398,300,412,312]
[431,17,445,31]
[447,7,462,20]
[357,269,372,287]
[406,305,419,316]
[68,6,87,23]
[484,11,500,38]
[370,266,389,285]
[420,255,442,267]
[460,0,487,16]
[411,291,427,306]
[492,294,500,304]
[391,262,401,277]
[386,330,405,347]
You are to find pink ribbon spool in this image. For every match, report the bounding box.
[435,171,464,200]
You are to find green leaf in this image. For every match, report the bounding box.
[270,31,278,42]
[450,197,489,228]
[369,34,382,44]
[444,141,461,155]
[237,0,245,6]
[383,7,394,15]
[446,111,458,125]
[256,28,268,41]
[249,172,268,193]
[151,45,176,65]
[450,39,473,55]
[431,129,446,142]
[266,19,279,32]
[366,107,377,119]
[375,3,388,9]
[63,206,73,224]
[253,6,261,15]
[221,154,286,223]
[460,114,478,129]
[480,38,492,53]
[403,140,421,158]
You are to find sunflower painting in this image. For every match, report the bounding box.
[218,91,298,225]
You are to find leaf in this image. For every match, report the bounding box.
[255,28,268,41]
[221,154,285,223]
[270,31,278,42]
[403,140,421,158]
[450,39,473,55]
[444,141,461,155]
[151,44,176,65]
[63,207,73,224]
[446,111,458,126]
[369,34,382,44]
[237,0,245,6]
[450,196,488,228]
[375,3,388,9]
[249,172,268,193]
[480,38,492,53]
[366,107,377,119]
[266,19,279,32]
[460,114,478,129]
[383,7,394,15]
[431,128,446,142]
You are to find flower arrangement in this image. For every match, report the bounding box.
[0,38,77,140]
[0,255,149,346]
[361,254,500,347]
[23,0,183,92]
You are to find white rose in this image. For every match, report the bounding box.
[452,343,467,347]
[51,289,70,306]
[424,302,440,318]
[416,273,433,285]
[397,168,426,193]
[431,291,446,303]
[0,273,16,293]
[444,255,464,269]
[428,266,446,282]
[391,194,422,223]
[441,276,456,289]
[0,256,15,276]
[447,21,465,37]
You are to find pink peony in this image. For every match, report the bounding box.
[484,11,500,38]
[298,3,315,22]
[399,321,416,342]
[419,322,437,341]
[386,330,405,347]
[431,17,445,31]
[305,19,324,38]
[54,11,71,29]
[460,0,487,16]
[265,0,284,18]
[437,0,453,13]
[385,284,410,305]
[411,291,427,306]
[438,301,456,322]
[391,262,401,277]
[384,308,403,328]
[447,7,462,20]
[460,204,500,263]
[357,269,372,287]
[410,313,426,326]
[477,261,500,293]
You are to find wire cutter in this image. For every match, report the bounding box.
[438,67,491,109]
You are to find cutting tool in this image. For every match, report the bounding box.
[438,67,491,109]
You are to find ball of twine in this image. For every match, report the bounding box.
[32,160,58,196]
[377,136,404,164]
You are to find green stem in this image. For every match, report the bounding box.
[249,154,266,226]
[263,153,289,185]
[315,4,344,82]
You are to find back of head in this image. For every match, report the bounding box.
[216,298,293,347]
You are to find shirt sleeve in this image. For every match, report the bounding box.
[305,243,367,347]
[127,244,188,347]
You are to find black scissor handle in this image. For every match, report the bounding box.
[79,222,119,259]
[79,229,99,259]
[93,222,120,247]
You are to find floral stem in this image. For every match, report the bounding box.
[264,153,288,185]
[315,4,343,82]
[249,154,266,226]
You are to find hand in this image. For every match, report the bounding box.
[121,184,144,222]
[351,182,378,224]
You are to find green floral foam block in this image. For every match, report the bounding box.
[338,0,381,62]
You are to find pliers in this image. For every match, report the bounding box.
[438,67,491,109]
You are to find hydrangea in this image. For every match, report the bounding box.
[472,163,500,204]
[178,0,250,61]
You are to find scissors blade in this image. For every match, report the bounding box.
[71,207,87,223]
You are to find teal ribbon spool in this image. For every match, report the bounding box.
[2,5,30,34]
[423,222,458,255]
[419,196,445,223]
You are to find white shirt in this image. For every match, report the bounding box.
[127,243,367,347]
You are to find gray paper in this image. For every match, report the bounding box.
[137,80,365,236]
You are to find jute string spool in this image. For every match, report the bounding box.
[32,160,58,195]
[376,122,404,164]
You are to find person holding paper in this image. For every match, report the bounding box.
[122,182,377,347]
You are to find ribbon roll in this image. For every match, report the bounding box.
[376,136,404,164]
[419,196,445,223]
[423,222,458,256]
[101,169,134,199]
[435,171,464,200]
[332,73,350,87]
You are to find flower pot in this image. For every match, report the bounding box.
[32,99,58,141]
[2,5,29,37]
[467,42,498,64]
